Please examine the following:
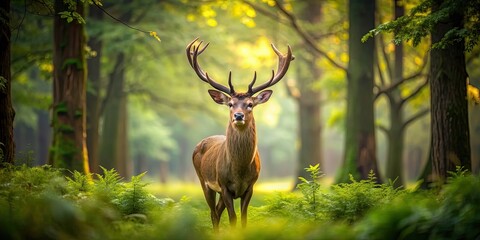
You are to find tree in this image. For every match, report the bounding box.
[0,0,15,166]
[86,4,103,174]
[375,0,430,187]
[337,0,380,183]
[367,0,479,183]
[50,0,90,173]
[286,1,324,185]
[429,0,470,181]
[98,0,133,178]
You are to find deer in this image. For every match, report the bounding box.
[186,38,294,231]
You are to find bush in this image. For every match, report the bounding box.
[319,170,403,223]
[357,172,480,240]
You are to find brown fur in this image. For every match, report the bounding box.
[192,111,261,230]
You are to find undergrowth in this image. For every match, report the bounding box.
[0,164,479,239]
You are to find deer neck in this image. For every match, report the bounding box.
[225,120,257,167]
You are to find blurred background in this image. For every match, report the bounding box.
[9,0,480,189]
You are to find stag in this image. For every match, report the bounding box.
[186,38,293,230]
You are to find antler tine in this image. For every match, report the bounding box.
[249,44,294,95]
[247,71,257,93]
[228,71,235,94]
[186,38,233,95]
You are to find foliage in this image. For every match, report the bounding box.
[296,164,323,219]
[319,171,403,223]
[363,0,480,51]
[357,172,480,240]
[2,165,480,239]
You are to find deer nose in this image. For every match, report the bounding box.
[234,112,244,121]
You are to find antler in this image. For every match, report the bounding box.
[248,44,294,95]
[186,38,235,95]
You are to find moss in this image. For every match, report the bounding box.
[62,58,83,70]
[55,102,68,116]
[74,109,83,119]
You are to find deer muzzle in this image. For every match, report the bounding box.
[233,112,245,125]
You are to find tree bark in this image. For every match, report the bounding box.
[99,52,129,177]
[86,4,103,174]
[337,0,380,183]
[430,0,471,182]
[385,0,405,188]
[0,0,15,166]
[50,0,90,174]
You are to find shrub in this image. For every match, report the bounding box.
[319,171,402,223]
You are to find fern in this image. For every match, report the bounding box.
[296,164,324,219]
[113,172,150,216]
[93,166,123,201]
[321,170,402,223]
[65,170,92,199]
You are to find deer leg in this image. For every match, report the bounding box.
[203,186,220,231]
[240,186,253,228]
[221,188,237,227]
[216,195,226,223]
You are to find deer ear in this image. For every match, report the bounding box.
[208,90,230,105]
[254,90,273,105]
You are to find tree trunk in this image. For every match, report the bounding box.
[50,0,90,173]
[292,0,323,186]
[430,1,471,182]
[385,0,405,188]
[86,4,103,174]
[0,0,15,166]
[469,105,480,174]
[294,54,322,184]
[337,0,380,183]
[36,109,50,165]
[99,53,129,177]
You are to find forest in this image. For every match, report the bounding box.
[1,0,480,239]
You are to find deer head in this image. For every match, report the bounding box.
[186,38,294,130]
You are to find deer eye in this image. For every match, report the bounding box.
[247,103,253,110]
[228,103,233,108]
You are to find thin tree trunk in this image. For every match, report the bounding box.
[86,4,103,174]
[293,1,323,186]
[0,0,15,166]
[385,0,405,187]
[99,53,126,172]
[469,105,480,174]
[50,0,90,173]
[430,1,470,182]
[337,0,380,183]
[36,109,50,165]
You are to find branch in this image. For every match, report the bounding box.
[375,52,429,97]
[93,1,152,35]
[272,0,347,72]
[378,33,393,82]
[401,108,429,131]
[376,123,390,137]
[283,79,300,100]
[242,1,289,26]
[400,76,429,106]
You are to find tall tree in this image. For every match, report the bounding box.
[50,0,90,173]
[99,52,129,175]
[98,0,133,177]
[86,4,103,173]
[367,0,479,184]
[376,0,429,187]
[429,0,470,181]
[0,0,15,165]
[286,1,323,185]
[337,0,380,182]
